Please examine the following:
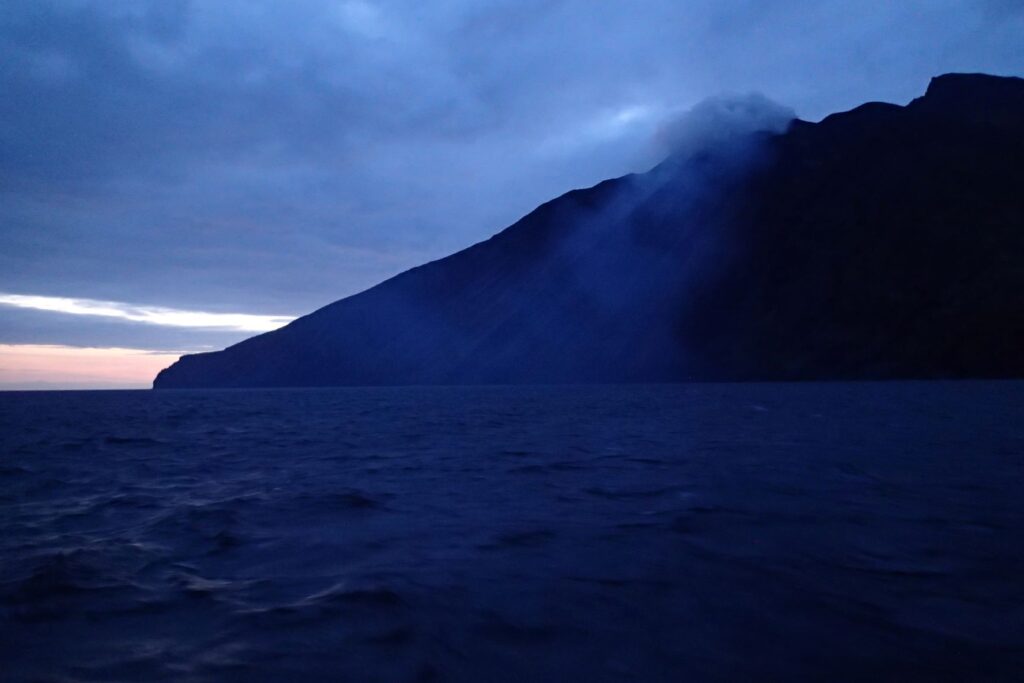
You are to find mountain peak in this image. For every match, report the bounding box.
[920,72,1024,110]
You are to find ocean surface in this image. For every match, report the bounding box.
[1,382,1023,682]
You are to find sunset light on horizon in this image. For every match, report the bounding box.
[0,344,184,390]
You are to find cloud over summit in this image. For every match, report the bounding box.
[656,93,796,158]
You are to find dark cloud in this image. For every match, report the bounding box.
[0,0,1022,350]
[0,306,248,352]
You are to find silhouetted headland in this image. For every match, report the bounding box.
[154,73,1024,388]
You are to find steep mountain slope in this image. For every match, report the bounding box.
[155,73,1024,388]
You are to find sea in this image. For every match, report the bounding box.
[1,382,1022,682]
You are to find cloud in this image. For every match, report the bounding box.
[0,293,294,332]
[0,305,251,353]
[656,94,795,158]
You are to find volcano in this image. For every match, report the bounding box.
[154,73,1024,388]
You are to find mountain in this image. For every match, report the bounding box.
[154,73,1024,388]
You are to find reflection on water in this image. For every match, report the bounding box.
[1,382,1022,681]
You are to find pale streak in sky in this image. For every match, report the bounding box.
[0,294,295,333]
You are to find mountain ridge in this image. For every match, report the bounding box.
[154,72,1024,388]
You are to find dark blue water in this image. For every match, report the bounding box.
[1,382,1023,682]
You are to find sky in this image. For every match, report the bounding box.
[1,0,1022,389]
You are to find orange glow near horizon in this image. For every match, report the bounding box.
[0,344,183,390]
